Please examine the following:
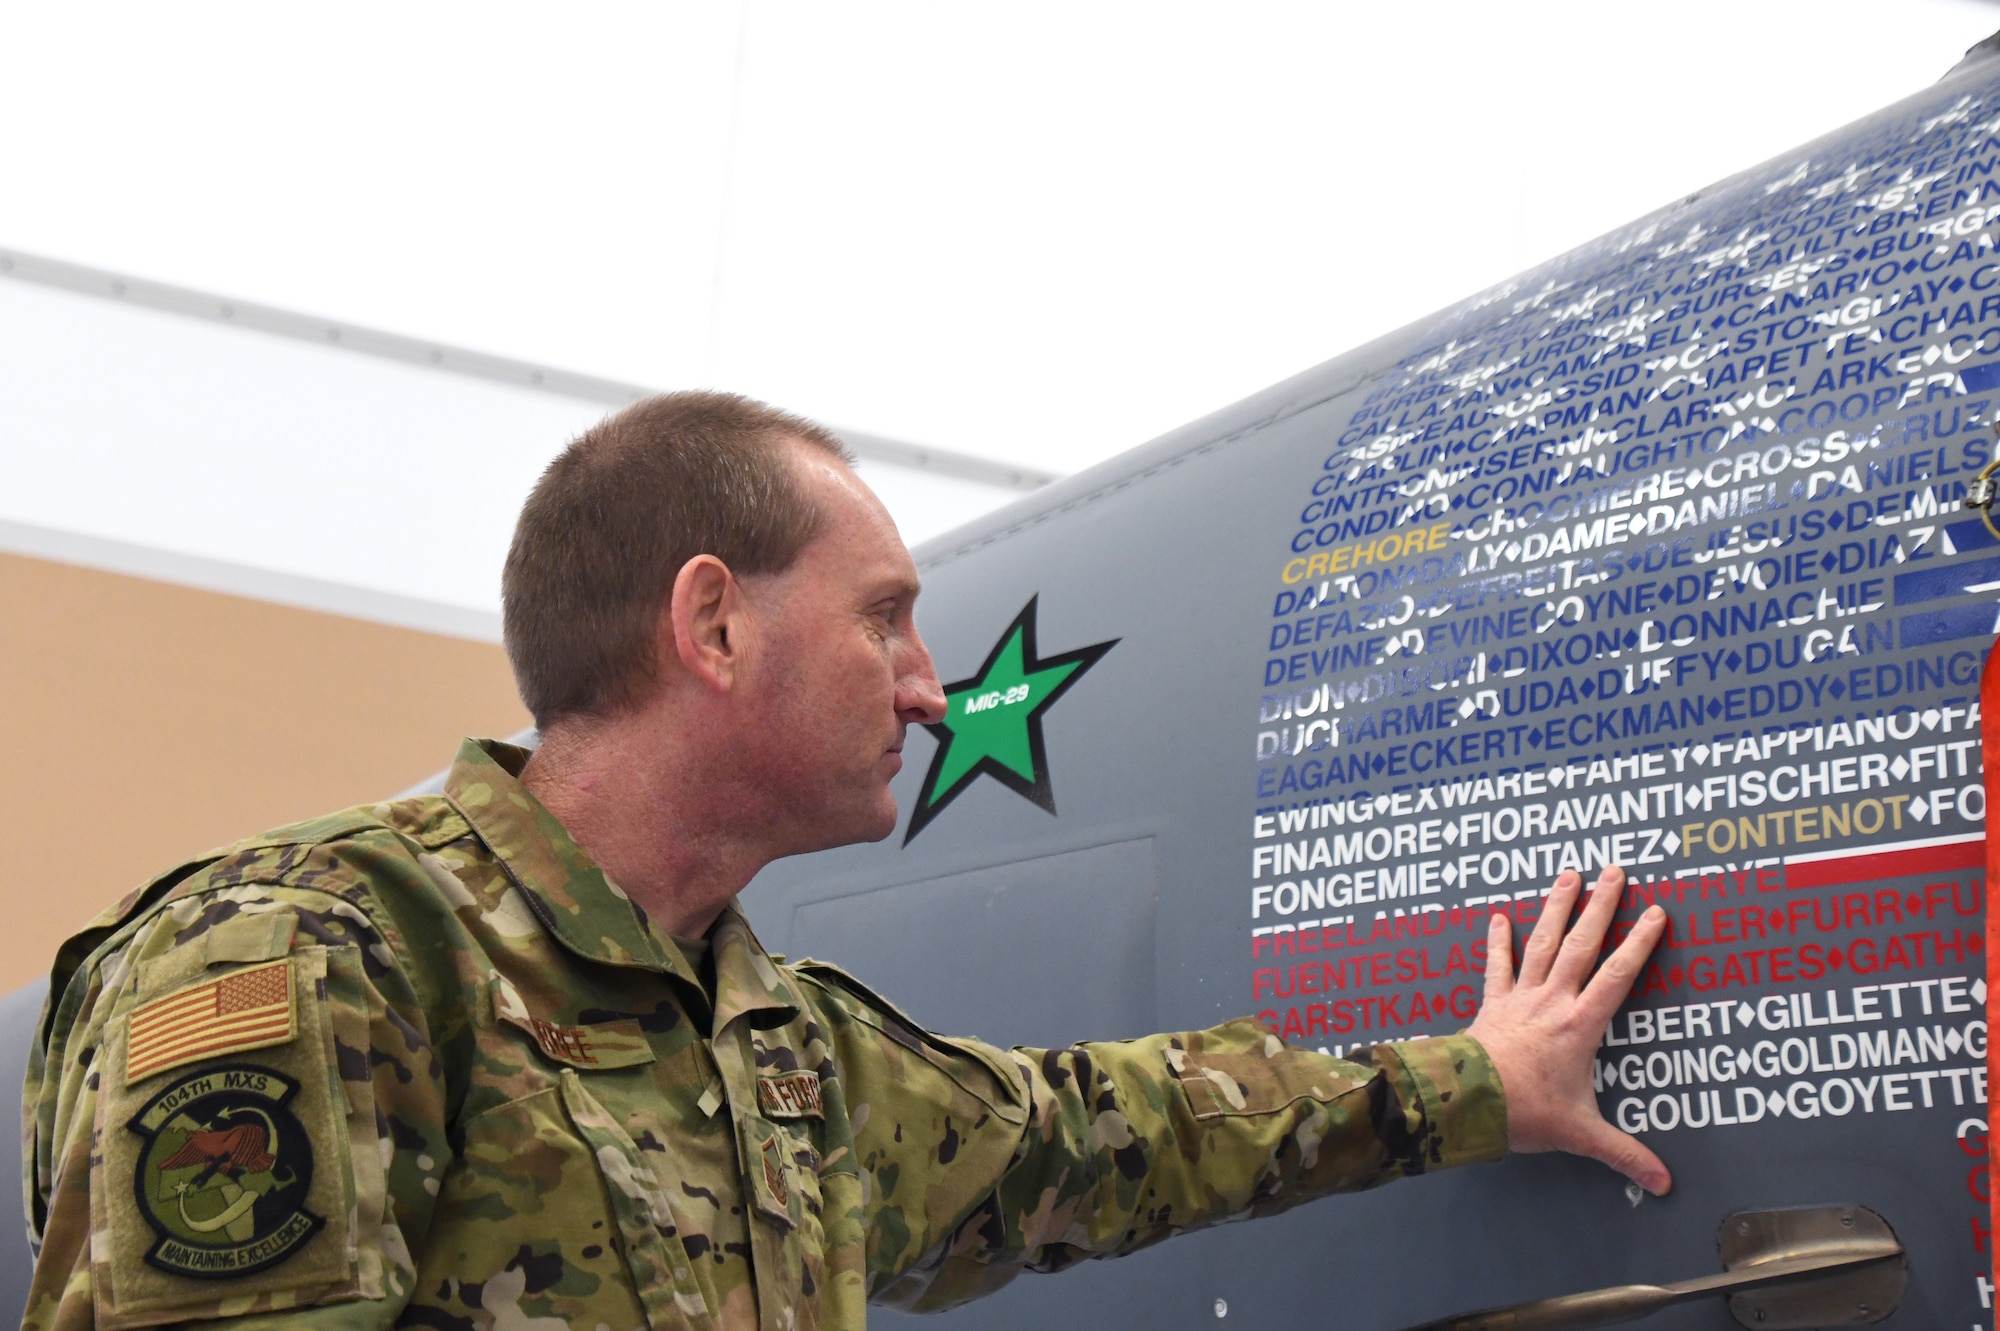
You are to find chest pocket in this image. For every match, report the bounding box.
[560,1071,722,1330]
[403,1075,720,1331]
[738,1112,829,1331]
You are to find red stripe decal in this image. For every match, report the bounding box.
[1784,839,1984,891]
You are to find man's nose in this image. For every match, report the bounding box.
[898,641,947,725]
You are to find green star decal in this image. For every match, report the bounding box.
[904,596,1117,844]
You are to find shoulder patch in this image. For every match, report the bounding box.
[127,960,296,1084]
[90,946,374,1322]
[126,1065,321,1279]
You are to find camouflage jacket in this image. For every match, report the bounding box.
[24,739,1508,1330]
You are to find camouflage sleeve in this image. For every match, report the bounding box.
[793,965,1505,1313]
[22,874,454,1330]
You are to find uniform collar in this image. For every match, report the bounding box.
[709,905,804,1032]
[445,738,799,1027]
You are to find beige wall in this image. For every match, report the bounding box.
[0,550,530,993]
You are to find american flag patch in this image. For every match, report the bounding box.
[125,959,297,1083]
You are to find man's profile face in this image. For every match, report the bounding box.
[737,442,946,850]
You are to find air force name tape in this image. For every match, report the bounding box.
[491,973,656,1069]
[756,1071,824,1119]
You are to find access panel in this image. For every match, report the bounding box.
[747,43,2000,1331]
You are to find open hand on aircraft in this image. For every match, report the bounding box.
[1467,865,1672,1196]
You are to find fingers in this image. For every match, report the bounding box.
[1547,866,1627,989]
[1483,909,1516,999]
[1515,871,1583,987]
[1572,1114,1674,1196]
[1581,904,1669,1020]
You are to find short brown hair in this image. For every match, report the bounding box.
[502,391,853,727]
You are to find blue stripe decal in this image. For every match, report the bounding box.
[1893,556,2000,605]
[1959,360,2000,394]
[1946,516,1997,552]
[1900,602,1999,648]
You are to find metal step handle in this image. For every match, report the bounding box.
[1398,1205,1905,1331]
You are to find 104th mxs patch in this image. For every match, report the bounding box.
[126,1065,322,1279]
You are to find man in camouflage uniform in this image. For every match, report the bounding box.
[23,393,1670,1329]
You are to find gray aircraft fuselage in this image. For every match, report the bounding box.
[747,31,2000,1331]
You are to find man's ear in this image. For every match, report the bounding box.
[663,555,745,692]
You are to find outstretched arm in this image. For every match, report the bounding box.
[796,961,1507,1314]
[1467,865,1672,1195]
[799,866,1669,1313]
